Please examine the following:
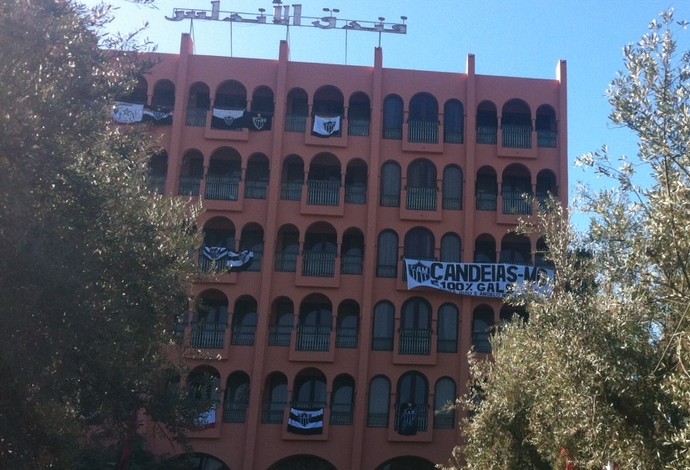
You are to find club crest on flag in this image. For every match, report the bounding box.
[407,260,431,284]
[323,120,337,134]
[252,115,267,130]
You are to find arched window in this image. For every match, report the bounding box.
[331,375,355,425]
[400,298,432,355]
[191,290,228,349]
[444,99,464,143]
[406,159,437,211]
[376,230,399,278]
[293,368,327,409]
[372,301,395,351]
[474,234,496,263]
[367,376,391,427]
[433,378,456,429]
[383,95,403,139]
[231,297,257,346]
[269,298,294,347]
[187,366,221,427]
[245,154,269,200]
[297,299,332,352]
[396,371,429,433]
[408,93,439,143]
[261,372,287,424]
[472,306,494,354]
[442,165,463,210]
[437,303,459,353]
[501,99,532,148]
[476,166,498,211]
[440,233,461,262]
[476,100,498,144]
[404,227,435,261]
[536,104,557,148]
[223,372,250,423]
[336,301,359,348]
[380,162,401,207]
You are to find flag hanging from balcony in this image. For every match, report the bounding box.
[397,403,418,436]
[312,115,341,137]
[287,408,324,435]
[211,108,245,129]
[202,246,229,261]
[226,250,254,272]
[142,107,173,124]
[112,101,144,123]
[242,111,272,131]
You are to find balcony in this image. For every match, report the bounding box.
[231,325,256,346]
[261,403,286,424]
[244,180,267,199]
[222,406,247,423]
[205,175,239,201]
[538,129,557,148]
[285,114,307,133]
[348,118,370,137]
[185,107,207,127]
[179,176,201,197]
[335,326,358,348]
[406,186,437,211]
[268,325,292,346]
[502,124,532,149]
[275,252,298,272]
[395,406,429,432]
[408,120,439,144]
[477,125,497,145]
[345,183,366,204]
[307,180,340,206]
[295,325,331,352]
[190,321,227,349]
[398,328,432,355]
[476,191,497,211]
[280,182,302,201]
[330,403,353,425]
[341,253,363,275]
[502,192,532,215]
[302,252,336,277]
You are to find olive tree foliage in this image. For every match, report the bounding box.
[444,10,690,470]
[0,0,203,468]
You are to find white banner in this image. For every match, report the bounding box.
[405,259,553,298]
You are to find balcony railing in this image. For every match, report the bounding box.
[307,180,340,206]
[476,191,497,211]
[302,251,336,277]
[245,250,262,272]
[408,120,439,144]
[538,129,557,148]
[341,253,363,275]
[275,251,298,272]
[383,126,402,140]
[185,107,207,127]
[502,191,532,215]
[222,405,247,423]
[336,326,358,348]
[190,321,227,349]
[268,325,292,346]
[367,412,389,427]
[380,193,400,207]
[198,253,227,273]
[434,413,455,429]
[372,336,393,351]
[280,182,302,201]
[296,325,331,351]
[244,180,267,199]
[399,328,432,355]
[147,175,166,195]
[231,325,256,346]
[502,124,532,148]
[179,176,201,196]
[376,264,397,278]
[473,332,492,353]
[285,114,307,133]
[348,118,370,136]
[261,403,286,424]
[477,125,497,144]
[205,175,239,201]
[444,129,463,144]
[437,338,458,353]
[345,183,366,204]
[442,195,462,210]
[407,186,437,211]
[395,405,428,432]
[330,403,354,425]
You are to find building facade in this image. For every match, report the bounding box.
[126,33,567,470]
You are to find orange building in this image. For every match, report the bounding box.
[124,32,567,470]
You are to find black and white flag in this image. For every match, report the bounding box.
[142,107,173,124]
[112,101,144,124]
[226,250,254,272]
[202,246,229,261]
[287,408,324,435]
[242,111,272,131]
[211,108,245,130]
[397,403,418,436]
[312,115,341,137]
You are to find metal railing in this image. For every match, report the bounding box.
[222,406,247,423]
[473,333,492,353]
[433,412,455,429]
[376,264,397,278]
[398,328,432,355]
[406,186,437,211]
[477,125,497,144]
[476,191,497,211]
[205,175,239,201]
[537,129,557,148]
[285,114,307,133]
[330,404,354,425]
[367,412,389,427]
[178,177,201,196]
[302,251,336,277]
[341,253,363,275]
[444,130,463,144]
[502,124,532,148]
[345,184,366,204]
[261,402,286,424]
[280,182,302,201]
[274,251,298,272]
[408,120,439,143]
[383,126,402,140]
[395,405,428,432]
[268,325,292,346]
[185,107,207,127]
[437,338,458,353]
[244,180,267,199]
[336,326,358,348]
[295,325,331,351]
[307,180,340,206]
[147,175,166,194]
[502,192,532,215]
[372,336,393,351]
[380,193,400,207]
[348,118,370,136]
[190,321,227,349]
[198,254,227,273]
[442,195,462,210]
[231,325,256,346]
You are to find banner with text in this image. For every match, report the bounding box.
[405,259,554,298]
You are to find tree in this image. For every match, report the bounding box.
[0,0,203,467]
[447,10,690,470]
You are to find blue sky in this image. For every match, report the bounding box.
[92,0,690,228]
